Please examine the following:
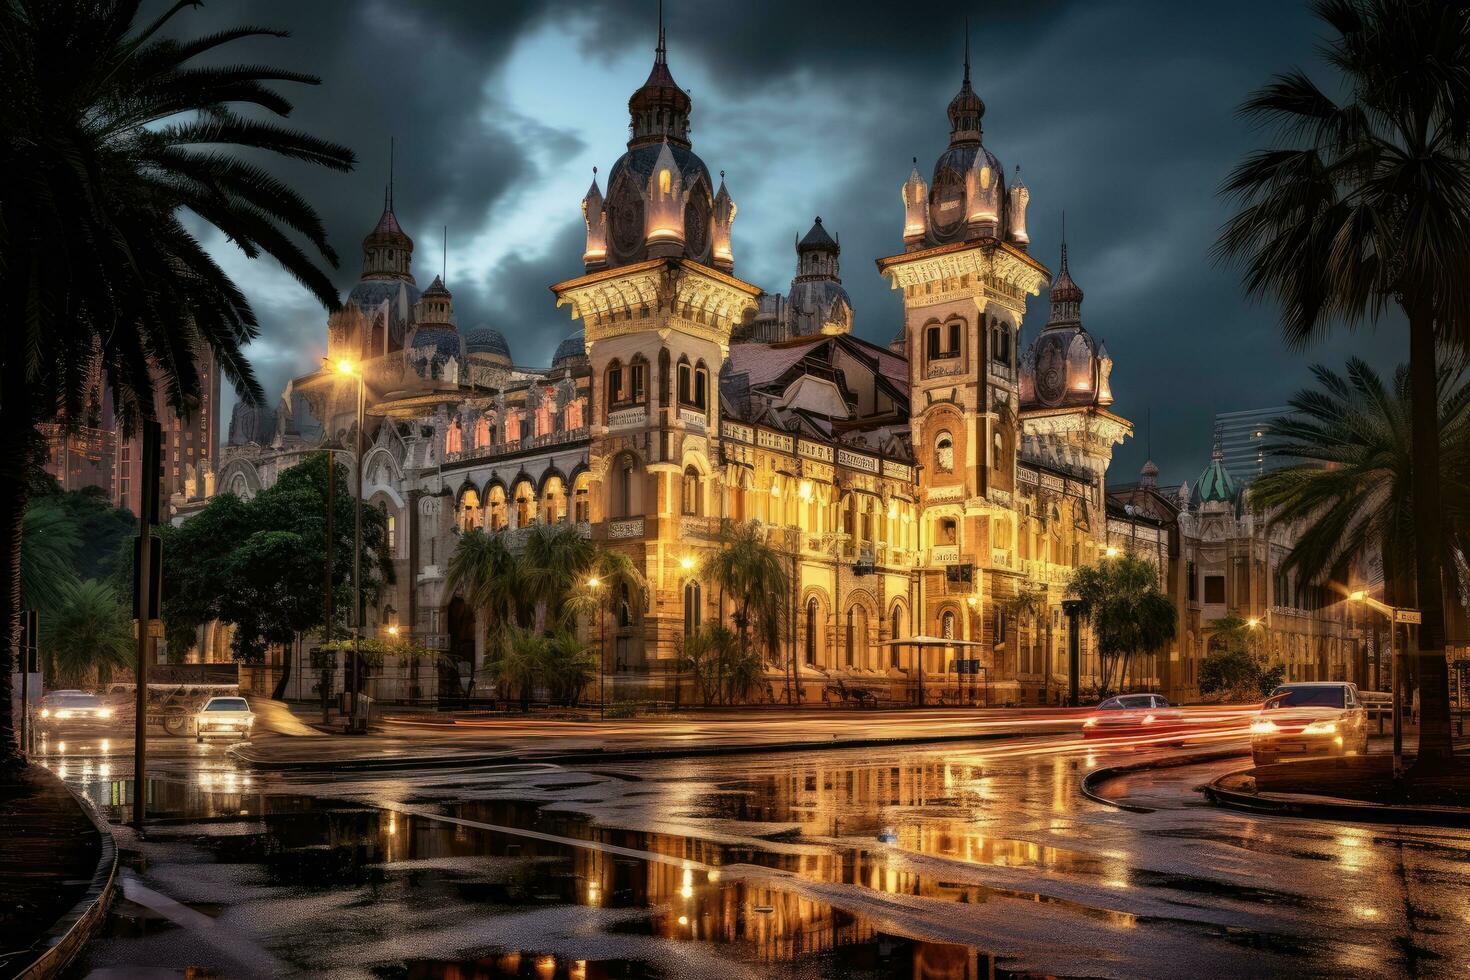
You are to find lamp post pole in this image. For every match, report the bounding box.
[1350,591,1415,775]
[589,577,605,721]
[350,369,365,734]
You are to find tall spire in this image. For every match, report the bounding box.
[441,225,447,284]
[963,15,970,84]
[387,136,395,212]
[656,0,666,64]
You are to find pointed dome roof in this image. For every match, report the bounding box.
[1193,446,1239,506]
[798,216,839,252]
[421,274,450,299]
[947,36,984,144]
[627,18,691,148]
[1049,241,1084,309]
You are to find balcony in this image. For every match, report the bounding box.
[608,516,645,540]
[444,426,589,465]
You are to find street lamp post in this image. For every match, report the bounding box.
[334,359,367,735]
[1350,590,1417,773]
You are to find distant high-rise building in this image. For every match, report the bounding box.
[1212,407,1293,485]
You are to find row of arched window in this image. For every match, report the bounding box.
[444,399,587,456]
[456,472,592,532]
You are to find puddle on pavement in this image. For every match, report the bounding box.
[79,787,1019,979]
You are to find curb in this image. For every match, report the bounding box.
[12,772,118,980]
[1081,747,1250,814]
[1202,770,1470,827]
[232,728,1044,772]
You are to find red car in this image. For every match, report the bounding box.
[1082,694,1184,740]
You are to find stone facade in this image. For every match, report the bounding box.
[204,31,1148,707]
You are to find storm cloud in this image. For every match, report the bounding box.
[163,0,1402,485]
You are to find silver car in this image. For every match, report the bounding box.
[195,696,255,742]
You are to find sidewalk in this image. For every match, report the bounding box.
[232,706,1091,771]
[0,764,117,978]
[1203,748,1470,826]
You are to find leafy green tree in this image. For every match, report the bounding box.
[40,579,133,688]
[1200,618,1287,703]
[1068,553,1177,696]
[164,456,391,698]
[0,0,353,763]
[1217,0,1470,765]
[678,623,739,706]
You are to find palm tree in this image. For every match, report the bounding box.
[521,523,595,630]
[41,579,133,688]
[1252,359,1470,621]
[1,1,354,763]
[699,520,790,689]
[19,499,82,616]
[1216,0,1470,765]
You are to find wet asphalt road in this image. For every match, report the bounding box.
[32,728,1470,979]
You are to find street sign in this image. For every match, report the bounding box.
[1393,609,1422,625]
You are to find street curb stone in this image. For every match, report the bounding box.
[1081,748,1250,813]
[12,769,117,980]
[1202,770,1470,827]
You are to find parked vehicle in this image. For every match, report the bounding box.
[1251,682,1367,765]
[35,690,116,733]
[195,696,255,742]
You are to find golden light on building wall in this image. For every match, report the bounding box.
[798,479,813,501]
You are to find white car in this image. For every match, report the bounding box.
[195,696,255,742]
[36,690,117,732]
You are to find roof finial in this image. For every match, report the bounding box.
[656,0,666,64]
[1060,209,1068,269]
[387,136,395,212]
[963,15,971,84]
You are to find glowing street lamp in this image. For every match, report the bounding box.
[1105,546,1119,558]
[679,555,695,572]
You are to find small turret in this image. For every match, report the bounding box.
[1007,166,1030,248]
[582,167,607,271]
[902,158,928,251]
[712,171,736,272]
[965,149,1000,236]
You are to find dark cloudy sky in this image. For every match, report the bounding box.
[167,0,1400,487]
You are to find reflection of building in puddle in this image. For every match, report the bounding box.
[897,824,1108,875]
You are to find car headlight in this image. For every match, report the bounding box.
[1083,718,1097,728]
[98,708,114,719]
[1302,721,1338,735]
[1142,714,1156,725]
[40,708,50,718]
[1250,718,1278,735]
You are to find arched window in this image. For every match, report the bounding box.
[992,431,1005,471]
[513,482,535,528]
[605,359,625,414]
[682,466,702,516]
[694,363,708,410]
[805,597,819,666]
[474,417,489,448]
[487,485,508,531]
[935,432,954,473]
[573,471,591,524]
[611,454,637,518]
[684,580,701,636]
[677,357,693,405]
[617,582,632,628]
[890,606,903,667]
[926,325,942,360]
[458,489,482,532]
[941,610,956,640]
[845,608,855,667]
[658,348,672,407]
[542,476,566,524]
[445,420,463,455]
[629,356,648,402]
[846,606,867,668]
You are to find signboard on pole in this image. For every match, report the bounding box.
[1393,609,1422,625]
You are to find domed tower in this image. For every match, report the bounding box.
[405,275,464,383]
[583,14,729,272]
[335,184,422,359]
[787,217,853,337]
[1018,235,1130,482]
[876,28,1055,646]
[551,8,761,681]
[464,324,512,368]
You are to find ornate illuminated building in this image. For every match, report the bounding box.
[207,25,1192,704]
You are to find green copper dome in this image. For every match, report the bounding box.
[1192,446,1238,506]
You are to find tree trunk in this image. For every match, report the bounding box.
[271,636,295,701]
[0,385,35,768]
[1406,310,1454,766]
